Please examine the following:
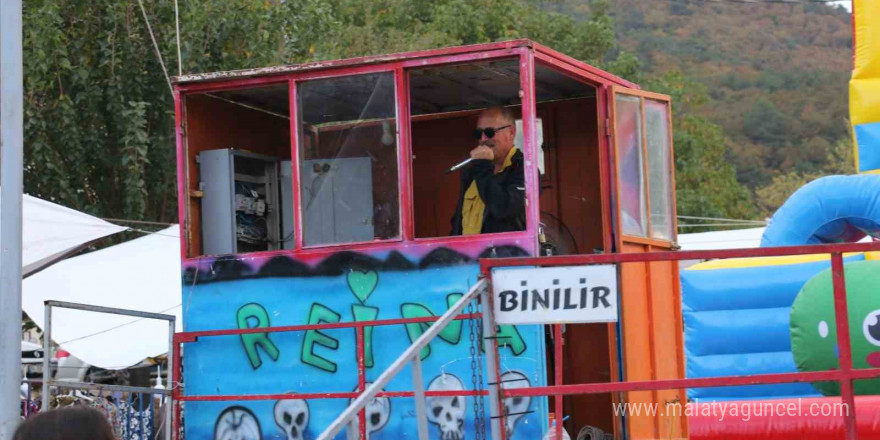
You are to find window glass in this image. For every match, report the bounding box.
[614,95,647,237]
[408,59,526,238]
[645,99,674,241]
[297,73,399,246]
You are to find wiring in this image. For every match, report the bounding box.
[135,0,173,97]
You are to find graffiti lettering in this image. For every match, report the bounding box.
[401,294,464,360]
[351,304,379,368]
[495,324,527,356]
[301,304,341,372]
[236,303,280,370]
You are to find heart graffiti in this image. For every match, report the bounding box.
[347,269,379,304]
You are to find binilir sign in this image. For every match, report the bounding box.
[490,265,618,325]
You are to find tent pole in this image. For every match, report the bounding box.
[0,1,25,439]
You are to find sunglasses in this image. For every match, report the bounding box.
[473,125,512,139]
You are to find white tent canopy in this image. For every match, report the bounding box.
[4,194,127,276]
[22,225,182,370]
[678,227,766,251]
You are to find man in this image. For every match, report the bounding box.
[450,106,526,235]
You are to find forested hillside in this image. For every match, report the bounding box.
[549,0,854,215]
[21,0,850,229]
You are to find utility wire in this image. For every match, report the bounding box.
[679,223,766,227]
[677,215,766,224]
[101,218,174,227]
[56,304,181,346]
[136,0,174,97]
[174,0,182,76]
[126,227,179,238]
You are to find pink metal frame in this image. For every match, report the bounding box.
[481,241,880,440]
[172,40,636,265]
[170,313,486,440]
[170,40,657,439]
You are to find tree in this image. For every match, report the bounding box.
[755,136,855,215]
[743,98,789,148]
[22,0,629,225]
[646,72,758,224]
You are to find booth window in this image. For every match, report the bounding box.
[296,72,400,247]
[182,83,292,257]
[409,58,524,239]
[614,95,648,237]
[613,91,675,241]
[645,100,674,240]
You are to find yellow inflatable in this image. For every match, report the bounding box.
[851,0,880,173]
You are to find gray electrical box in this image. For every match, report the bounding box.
[279,160,295,250]
[198,149,281,255]
[300,157,374,246]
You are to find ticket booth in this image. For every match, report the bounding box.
[173,39,684,440]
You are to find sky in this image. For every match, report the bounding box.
[831,1,852,12]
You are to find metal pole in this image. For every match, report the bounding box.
[165,319,175,440]
[411,356,429,440]
[174,0,182,75]
[0,2,25,436]
[480,287,503,440]
[41,304,51,412]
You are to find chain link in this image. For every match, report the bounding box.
[467,299,488,440]
[474,298,487,440]
[467,300,482,440]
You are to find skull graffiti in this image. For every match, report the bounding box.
[347,383,391,439]
[274,396,310,440]
[426,373,467,440]
[500,371,531,439]
[214,406,262,440]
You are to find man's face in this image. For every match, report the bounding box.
[476,110,515,162]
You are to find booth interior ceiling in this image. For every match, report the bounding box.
[760,174,880,247]
[851,0,880,173]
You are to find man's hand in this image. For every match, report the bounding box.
[470,145,494,161]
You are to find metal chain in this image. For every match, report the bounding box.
[467,300,482,440]
[474,298,487,440]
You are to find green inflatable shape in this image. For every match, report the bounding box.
[790,260,880,395]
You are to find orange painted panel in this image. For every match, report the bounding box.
[649,259,688,439]
[619,243,688,439]
[619,243,658,439]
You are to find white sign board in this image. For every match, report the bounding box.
[491,265,618,325]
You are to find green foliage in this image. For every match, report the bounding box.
[755,137,855,215]
[22,0,629,224]
[646,72,757,222]
[547,0,853,192]
[30,0,842,231]
[743,98,789,148]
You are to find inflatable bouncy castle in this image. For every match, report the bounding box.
[851,0,880,174]
[684,175,880,439]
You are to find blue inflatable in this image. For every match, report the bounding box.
[681,255,865,401]
[761,174,880,247]
[682,174,880,401]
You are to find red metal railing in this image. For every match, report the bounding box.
[480,241,880,440]
[171,312,487,440]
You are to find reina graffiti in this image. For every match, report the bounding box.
[235,269,527,372]
[183,246,546,440]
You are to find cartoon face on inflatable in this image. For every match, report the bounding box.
[790,260,880,395]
